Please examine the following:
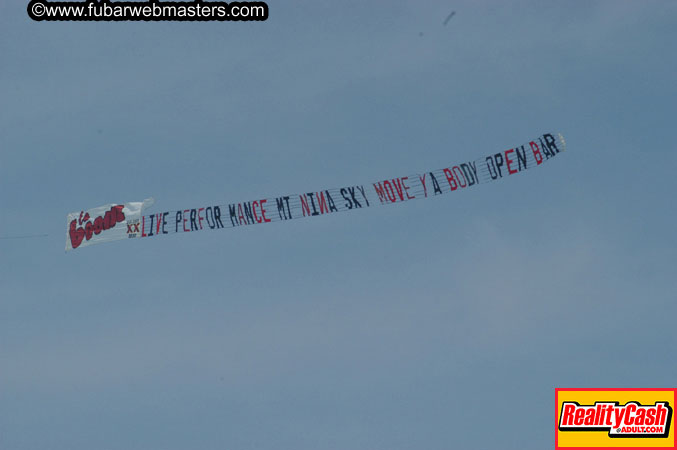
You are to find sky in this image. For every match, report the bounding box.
[1,1,676,449]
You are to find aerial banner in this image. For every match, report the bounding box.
[66,132,565,251]
[65,198,154,251]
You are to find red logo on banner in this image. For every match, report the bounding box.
[69,205,125,249]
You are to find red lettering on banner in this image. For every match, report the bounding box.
[401,176,415,199]
[93,216,103,235]
[392,179,405,201]
[373,183,387,203]
[383,180,397,202]
[155,214,162,234]
[376,179,411,203]
[443,168,458,191]
[69,220,85,248]
[115,205,125,222]
[103,209,114,230]
[419,174,428,197]
[183,209,190,232]
[530,141,543,165]
[453,166,467,187]
[237,204,246,225]
[505,149,517,174]
[198,208,205,229]
[141,215,148,237]
[127,222,140,233]
[68,205,126,249]
[260,199,271,222]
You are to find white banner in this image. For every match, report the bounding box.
[65,198,154,251]
[66,132,566,251]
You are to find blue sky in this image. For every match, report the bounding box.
[1,1,676,449]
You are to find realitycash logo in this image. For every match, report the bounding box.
[560,402,672,437]
[556,389,676,449]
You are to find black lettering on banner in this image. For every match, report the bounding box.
[430,173,442,195]
[214,206,224,228]
[357,186,369,206]
[252,201,262,223]
[276,196,292,220]
[348,187,362,208]
[540,137,553,158]
[460,163,476,186]
[238,204,245,225]
[544,133,560,154]
[228,204,237,226]
[243,202,254,224]
[326,191,338,212]
[284,197,292,219]
[205,207,214,229]
[469,162,478,184]
[494,153,504,177]
[516,146,527,171]
[175,211,182,232]
[307,192,319,216]
[190,209,198,231]
[162,212,168,234]
[149,214,155,236]
[276,197,285,219]
[340,188,353,209]
[486,156,498,179]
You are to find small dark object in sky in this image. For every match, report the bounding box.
[443,11,456,26]
[419,32,424,37]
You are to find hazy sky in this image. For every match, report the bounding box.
[1,1,676,449]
